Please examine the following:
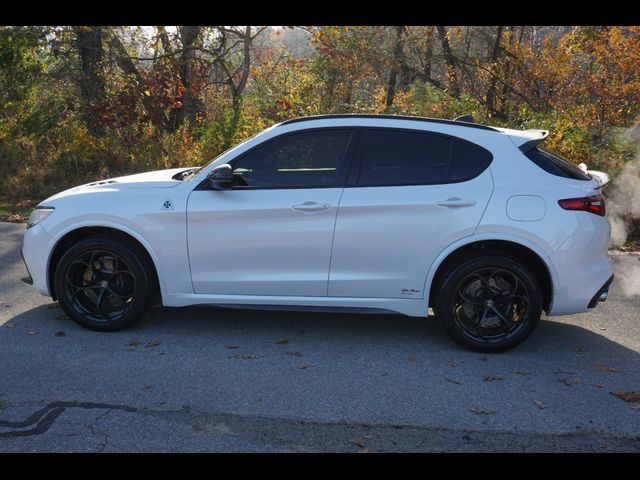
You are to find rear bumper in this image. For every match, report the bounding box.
[587,274,614,308]
[547,213,613,316]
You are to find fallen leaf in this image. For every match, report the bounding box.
[483,375,504,382]
[596,364,616,373]
[558,378,582,386]
[275,339,289,345]
[54,315,69,321]
[54,331,65,337]
[225,345,240,349]
[287,351,303,357]
[145,339,161,348]
[445,378,462,385]
[631,405,640,411]
[610,390,640,403]
[533,400,549,410]
[598,327,606,331]
[469,407,495,415]
[230,353,256,360]
[513,370,530,376]
[125,340,141,347]
[554,368,576,375]
[28,330,39,335]
[349,438,366,448]
[5,323,16,328]
[143,384,153,391]
[5,304,11,308]
[592,384,605,389]
[298,364,312,369]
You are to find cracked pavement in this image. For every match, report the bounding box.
[1,222,639,452]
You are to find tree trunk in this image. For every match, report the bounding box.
[170,26,203,131]
[485,26,504,119]
[385,25,405,109]
[75,26,107,137]
[436,26,460,98]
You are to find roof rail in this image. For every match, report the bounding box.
[279,114,498,132]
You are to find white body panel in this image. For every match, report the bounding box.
[187,188,343,296]
[328,169,493,299]
[21,116,613,320]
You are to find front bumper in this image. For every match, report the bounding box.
[20,250,33,285]
[21,222,53,296]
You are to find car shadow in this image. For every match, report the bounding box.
[2,300,640,444]
[2,301,640,376]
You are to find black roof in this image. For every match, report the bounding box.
[279,114,499,132]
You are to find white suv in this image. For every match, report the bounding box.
[21,114,614,352]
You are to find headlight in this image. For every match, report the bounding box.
[27,207,55,229]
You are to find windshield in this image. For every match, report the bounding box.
[182,128,273,181]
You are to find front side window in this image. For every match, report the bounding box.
[357,128,492,186]
[231,129,353,188]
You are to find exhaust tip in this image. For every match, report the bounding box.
[598,291,608,302]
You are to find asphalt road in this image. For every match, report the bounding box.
[1,222,639,452]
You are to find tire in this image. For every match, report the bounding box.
[434,254,542,353]
[54,236,155,332]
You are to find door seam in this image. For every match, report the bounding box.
[326,187,346,296]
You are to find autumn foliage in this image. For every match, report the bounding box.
[1,26,639,229]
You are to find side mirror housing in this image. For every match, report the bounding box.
[207,164,233,190]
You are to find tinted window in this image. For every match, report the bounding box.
[524,147,591,181]
[450,140,493,181]
[231,129,352,188]
[357,129,491,186]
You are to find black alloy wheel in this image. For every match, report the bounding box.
[55,237,155,331]
[435,254,542,352]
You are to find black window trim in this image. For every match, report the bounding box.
[348,127,494,188]
[196,127,358,191]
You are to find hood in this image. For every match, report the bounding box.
[43,167,197,203]
[98,167,197,186]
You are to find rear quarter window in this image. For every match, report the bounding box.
[357,128,492,186]
[524,147,591,181]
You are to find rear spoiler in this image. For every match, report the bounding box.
[518,130,550,153]
[579,164,610,187]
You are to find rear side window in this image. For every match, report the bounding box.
[357,129,492,186]
[524,147,591,181]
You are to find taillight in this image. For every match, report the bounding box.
[558,195,606,216]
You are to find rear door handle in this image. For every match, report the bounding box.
[292,201,332,213]
[436,197,477,208]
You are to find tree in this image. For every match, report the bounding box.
[75,26,107,136]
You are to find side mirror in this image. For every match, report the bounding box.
[207,164,233,190]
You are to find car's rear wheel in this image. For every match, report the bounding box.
[434,254,542,352]
[55,236,155,331]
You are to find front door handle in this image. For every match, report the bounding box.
[436,197,477,208]
[292,201,332,213]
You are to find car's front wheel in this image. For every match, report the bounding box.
[55,236,155,331]
[434,254,543,353]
